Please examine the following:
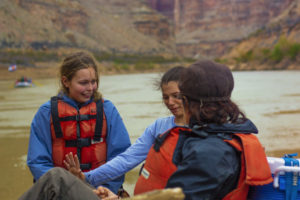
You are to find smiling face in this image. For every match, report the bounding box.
[62,67,98,103]
[162,81,184,122]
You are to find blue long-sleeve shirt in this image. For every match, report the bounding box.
[27,95,131,193]
[84,116,176,187]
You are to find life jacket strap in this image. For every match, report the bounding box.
[59,114,96,121]
[153,127,190,152]
[51,96,63,138]
[153,130,170,152]
[94,100,104,142]
[50,97,104,140]
[66,138,91,148]
[80,163,92,171]
[65,138,103,148]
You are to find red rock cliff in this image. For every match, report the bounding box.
[147,0,295,58]
[0,0,175,55]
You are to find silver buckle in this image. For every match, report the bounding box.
[91,138,103,144]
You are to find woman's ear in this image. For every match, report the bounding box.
[61,76,69,88]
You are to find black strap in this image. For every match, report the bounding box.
[153,128,191,152]
[94,100,104,141]
[51,97,105,171]
[65,138,91,148]
[138,163,145,176]
[50,96,63,138]
[153,129,172,152]
[50,96,99,138]
[59,114,96,121]
[80,163,92,171]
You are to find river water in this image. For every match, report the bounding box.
[0,71,300,199]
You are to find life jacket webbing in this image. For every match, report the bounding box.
[57,114,96,121]
[51,96,105,171]
[153,130,171,151]
[76,109,81,164]
[51,96,104,141]
[51,96,63,138]
[153,127,189,152]
[94,100,103,141]
[65,138,93,147]
[80,163,92,171]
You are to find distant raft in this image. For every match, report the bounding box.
[15,77,34,88]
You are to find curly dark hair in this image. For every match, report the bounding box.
[179,60,246,125]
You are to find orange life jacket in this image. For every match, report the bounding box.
[50,96,107,172]
[134,127,273,199]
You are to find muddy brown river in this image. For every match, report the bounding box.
[0,71,300,199]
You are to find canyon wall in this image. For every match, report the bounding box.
[147,0,295,58]
[0,0,175,55]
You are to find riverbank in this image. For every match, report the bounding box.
[2,61,300,81]
[0,62,179,81]
[0,63,59,80]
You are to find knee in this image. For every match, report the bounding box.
[44,167,69,182]
[42,167,79,188]
[35,167,68,186]
[48,167,67,176]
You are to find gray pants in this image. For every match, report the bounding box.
[19,167,100,200]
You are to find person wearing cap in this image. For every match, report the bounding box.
[134,60,272,199]
[20,60,273,200]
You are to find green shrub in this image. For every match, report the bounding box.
[233,50,253,63]
[269,44,284,62]
[232,36,300,64]
[214,58,228,64]
[287,43,300,60]
[114,64,130,71]
[261,48,271,57]
[134,62,154,70]
[0,49,60,65]
[94,52,186,65]
[240,50,253,62]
